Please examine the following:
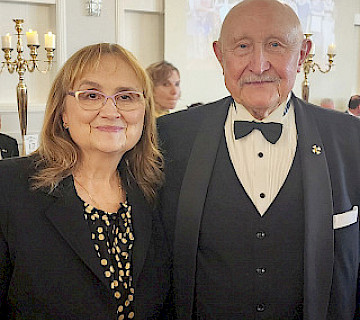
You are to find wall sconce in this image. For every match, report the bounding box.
[86,0,102,17]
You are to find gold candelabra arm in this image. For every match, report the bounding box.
[33,48,55,73]
[313,53,336,74]
[26,44,39,72]
[43,48,55,72]
[1,49,16,73]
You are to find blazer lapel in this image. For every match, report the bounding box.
[43,176,110,291]
[126,180,152,283]
[293,96,334,320]
[173,97,232,318]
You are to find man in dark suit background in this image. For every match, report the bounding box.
[158,0,359,319]
[0,115,19,159]
[346,95,360,117]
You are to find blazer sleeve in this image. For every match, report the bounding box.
[0,214,11,316]
[11,139,19,157]
[356,247,360,318]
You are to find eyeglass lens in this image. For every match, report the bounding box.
[76,90,143,111]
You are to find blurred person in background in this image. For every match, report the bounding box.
[0,115,19,159]
[146,61,181,117]
[320,98,335,110]
[346,94,360,117]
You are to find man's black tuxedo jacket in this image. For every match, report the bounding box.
[0,133,18,159]
[0,156,171,319]
[157,95,360,320]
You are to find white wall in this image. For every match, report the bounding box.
[124,11,164,68]
[64,0,116,58]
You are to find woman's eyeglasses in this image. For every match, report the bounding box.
[68,90,145,111]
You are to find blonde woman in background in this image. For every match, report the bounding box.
[146,61,181,117]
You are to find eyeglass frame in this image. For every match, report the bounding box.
[67,89,145,111]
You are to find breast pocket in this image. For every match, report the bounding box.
[333,206,358,229]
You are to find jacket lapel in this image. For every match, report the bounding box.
[293,96,334,320]
[126,180,152,283]
[173,97,232,318]
[43,176,110,291]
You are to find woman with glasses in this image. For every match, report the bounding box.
[0,43,171,319]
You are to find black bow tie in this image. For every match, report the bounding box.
[234,120,283,144]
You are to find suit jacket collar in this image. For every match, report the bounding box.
[173,96,232,317]
[292,95,334,320]
[43,174,152,292]
[174,94,334,320]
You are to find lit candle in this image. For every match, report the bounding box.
[327,43,336,55]
[26,29,39,45]
[44,31,56,49]
[1,33,12,49]
[309,42,315,55]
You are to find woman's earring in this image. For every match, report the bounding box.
[63,122,69,129]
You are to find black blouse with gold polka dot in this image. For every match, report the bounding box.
[83,201,135,320]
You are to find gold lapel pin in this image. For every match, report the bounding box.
[312,145,322,155]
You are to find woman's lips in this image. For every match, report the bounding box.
[96,126,124,132]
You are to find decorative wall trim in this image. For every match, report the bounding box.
[3,0,56,4]
[56,0,67,67]
[0,104,45,114]
[115,0,126,45]
[124,0,163,12]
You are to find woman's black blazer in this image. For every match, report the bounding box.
[0,155,171,319]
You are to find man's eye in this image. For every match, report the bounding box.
[271,42,279,47]
[239,44,247,48]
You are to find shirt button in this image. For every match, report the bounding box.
[258,152,263,158]
[256,303,265,312]
[256,267,266,275]
[260,192,265,198]
[256,231,266,239]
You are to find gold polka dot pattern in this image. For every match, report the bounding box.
[83,201,135,319]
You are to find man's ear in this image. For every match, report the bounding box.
[213,41,223,66]
[297,38,312,72]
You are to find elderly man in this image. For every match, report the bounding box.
[320,98,335,110]
[158,0,359,319]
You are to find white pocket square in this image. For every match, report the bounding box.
[333,206,358,229]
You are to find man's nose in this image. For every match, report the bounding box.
[248,45,270,74]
